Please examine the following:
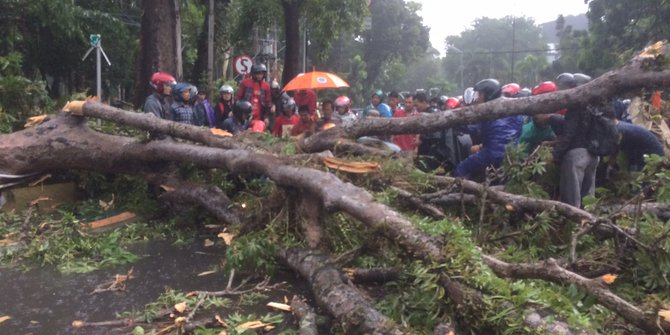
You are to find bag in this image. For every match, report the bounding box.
[586,107,620,156]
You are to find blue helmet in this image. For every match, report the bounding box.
[172,82,193,102]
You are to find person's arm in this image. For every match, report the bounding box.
[553,109,580,160]
[143,97,162,118]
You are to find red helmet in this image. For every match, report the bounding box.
[531,81,557,95]
[446,97,460,109]
[335,96,351,109]
[501,83,521,97]
[250,120,267,133]
[150,72,176,92]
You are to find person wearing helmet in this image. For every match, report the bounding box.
[170,83,197,125]
[462,87,476,105]
[362,90,392,118]
[215,84,235,129]
[552,72,601,207]
[446,97,460,109]
[144,71,177,122]
[272,97,299,137]
[222,100,252,134]
[555,73,576,89]
[333,95,356,125]
[193,89,216,127]
[515,88,532,98]
[518,81,563,153]
[438,95,450,111]
[453,79,523,180]
[502,83,521,98]
[236,63,272,122]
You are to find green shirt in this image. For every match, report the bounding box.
[518,121,556,153]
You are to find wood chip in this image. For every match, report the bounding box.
[203,239,215,247]
[235,320,268,331]
[174,302,187,313]
[0,316,10,324]
[322,156,381,174]
[197,270,217,277]
[218,232,235,245]
[267,302,292,312]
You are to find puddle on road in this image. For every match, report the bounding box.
[0,240,309,334]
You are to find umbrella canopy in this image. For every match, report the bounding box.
[282,70,349,91]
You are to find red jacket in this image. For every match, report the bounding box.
[272,114,300,137]
[392,107,418,151]
[236,78,272,120]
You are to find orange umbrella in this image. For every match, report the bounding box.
[282,69,349,91]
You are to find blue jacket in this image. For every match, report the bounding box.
[467,115,523,158]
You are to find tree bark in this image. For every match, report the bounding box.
[135,0,180,107]
[482,256,670,334]
[280,248,403,335]
[281,0,304,85]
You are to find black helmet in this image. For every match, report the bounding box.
[251,63,267,74]
[573,73,592,86]
[233,100,252,116]
[282,98,296,113]
[555,73,576,89]
[473,78,501,101]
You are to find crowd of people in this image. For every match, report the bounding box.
[143,64,667,209]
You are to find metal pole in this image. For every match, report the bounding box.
[511,17,516,83]
[96,45,102,100]
[460,52,464,91]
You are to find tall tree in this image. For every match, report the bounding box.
[280,0,304,86]
[549,14,589,77]
[581,0,670,75]
[134,0,181,107]
[362,0,430,89]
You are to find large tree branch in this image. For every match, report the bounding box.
[301,49,670,151]
[482,256,668,334]
[280,248,403,335]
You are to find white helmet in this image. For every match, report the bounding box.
[219,85,234,94]
[463,87,476,105]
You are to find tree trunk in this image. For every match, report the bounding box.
[134,0,180,107]
[281,0,303,85]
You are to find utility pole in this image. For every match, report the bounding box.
[509,16,516,83]
[447,45,464,91]
[82,34,111,101]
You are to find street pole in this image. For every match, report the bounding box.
[448,45,464,91]
[82,34,111,100]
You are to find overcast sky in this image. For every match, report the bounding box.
[416,0,590,55]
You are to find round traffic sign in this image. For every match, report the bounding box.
[234,55,253,76]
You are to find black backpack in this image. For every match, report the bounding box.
[586,106,620,156]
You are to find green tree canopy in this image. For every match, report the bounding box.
[444,16,548,89]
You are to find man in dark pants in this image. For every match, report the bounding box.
[554,73,598,208]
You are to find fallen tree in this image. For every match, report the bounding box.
[3,44,670,334]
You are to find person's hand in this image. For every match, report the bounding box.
[470,144,481,154]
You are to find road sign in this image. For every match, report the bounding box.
[234,55,253,76]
